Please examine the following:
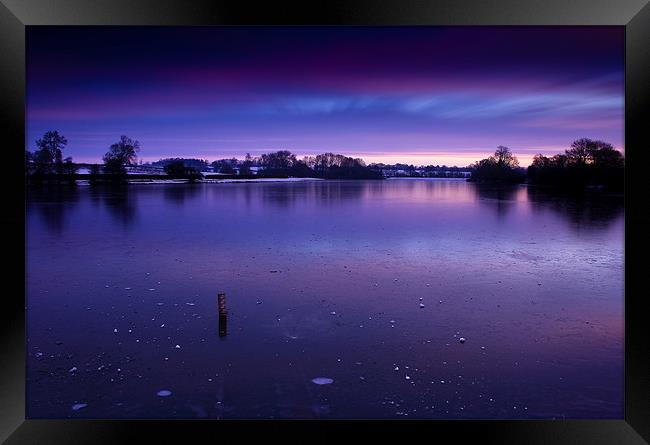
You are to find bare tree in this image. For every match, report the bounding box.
[103,135,140,175]
[33,130,68,174]
[491,146,519,168]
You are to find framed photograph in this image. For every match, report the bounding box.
[2,0,649,443]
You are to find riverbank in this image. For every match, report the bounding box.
[71,177,327,186]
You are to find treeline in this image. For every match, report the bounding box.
[26,130,623,190]
[527,139,624,190]
[26,131,143,184]
[368,163,472,178]
[469,145,527,184]
[25,130,78,183]
[469,139,624,191]
[170,150,382,179]
[25,131,383,183]
[151,158,209,170]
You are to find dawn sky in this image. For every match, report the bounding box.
[26,26,624,166]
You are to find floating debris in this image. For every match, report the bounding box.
[113,329,118,334]
[481,346,486,350]
[157,390,172,397]
[148,288,156,291]
[330,311,336,315]
[269,270,279,273]
[68,366,77,373]
[174,344,181,349]
[35,352,43,358]
[311,377,334,385]
[124,287,132,291]
[405,375,411,380]
[419,303,425,309]
[256,300,262,305]
[394,366,399,371]
[71,403,87,411]
[185,303,195,306]
[459,337,466,344]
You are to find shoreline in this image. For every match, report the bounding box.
[73,177,327,186]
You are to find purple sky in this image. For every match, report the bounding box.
[26,26,624,166]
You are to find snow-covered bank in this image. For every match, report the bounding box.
[76,177,325,186]
[201,177,324,184]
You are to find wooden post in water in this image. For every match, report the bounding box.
[217,292,228,338]
[217,292,227,315]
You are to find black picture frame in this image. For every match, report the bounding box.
[1,1,648,443]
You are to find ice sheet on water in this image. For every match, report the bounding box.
[311,377,334,385]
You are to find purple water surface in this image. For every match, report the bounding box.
[26,179,624,418]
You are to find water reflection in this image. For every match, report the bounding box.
[218,313,228,338]
[526,187,624,231]
[101,185,137,227]
[27,186,80,234]
[26,179,624,419]
[253,181,366,208]
[26,180,624,236]
[163,184,203,206]
[474,183,523,219]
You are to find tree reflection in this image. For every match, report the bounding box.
[474,183,522,219]
[27,186,80,235]
[163,183,202,206]
[526,187,623,231]
[256,181,365,208]
[102,185,137,227]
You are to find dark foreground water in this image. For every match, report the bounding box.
[26,179,624,419]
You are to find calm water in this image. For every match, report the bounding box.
[26,179,624,419]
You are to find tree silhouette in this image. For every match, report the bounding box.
[492,146,519,168]
[470,146,525,183]
[164,160,203,182]
[103,135,140,176]
[566,138,592,165]
[33,130,68,175]
[239,153,253,176]
[527,138,623,190]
